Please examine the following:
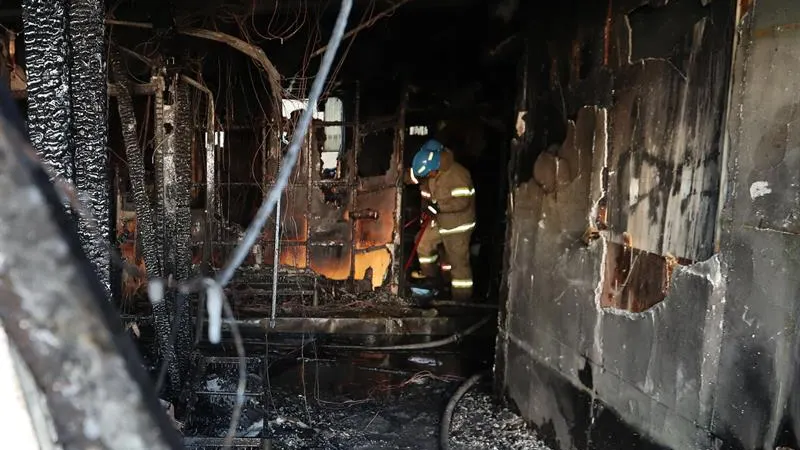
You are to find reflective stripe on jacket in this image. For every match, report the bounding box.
[428,158,475,232]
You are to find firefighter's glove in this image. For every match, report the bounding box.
[427,202,440,215]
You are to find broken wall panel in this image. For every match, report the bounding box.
[358,129,394,177]
[498,0,736,448]
[354,248,392,289]
[309,186,351,251]
[606,48,723,261]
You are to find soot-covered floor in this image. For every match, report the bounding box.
[176,344,549,449]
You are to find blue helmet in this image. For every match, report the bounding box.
[411,139,443,179]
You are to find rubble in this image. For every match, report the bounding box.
[182,351,548,450]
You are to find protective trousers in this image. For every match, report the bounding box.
[417,222,473,301]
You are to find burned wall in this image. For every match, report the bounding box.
[714,0,800,448]
[497,0,744,448]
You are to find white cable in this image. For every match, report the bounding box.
[203,279,224,344]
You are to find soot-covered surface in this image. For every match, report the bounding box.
[183,348,549,449]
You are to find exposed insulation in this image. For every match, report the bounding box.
[68,0,111,296]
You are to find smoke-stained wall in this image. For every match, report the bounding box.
[493,0,773,448]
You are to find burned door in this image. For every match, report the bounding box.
[351,117,404,292]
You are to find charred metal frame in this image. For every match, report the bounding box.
[192,83,406,304]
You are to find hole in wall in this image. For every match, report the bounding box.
[600,239,694,312]
[626,0,711,61]
[358,129,394,177]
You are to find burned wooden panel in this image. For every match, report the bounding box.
[358,129,394,178]
[309,185,352,241]
[353,188,396,250]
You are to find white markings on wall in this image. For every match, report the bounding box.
[629,177,639,206]
[749,181,772,199]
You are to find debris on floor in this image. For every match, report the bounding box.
[261,376,549,449]
[177,350,550,450]
[449,387,551,450]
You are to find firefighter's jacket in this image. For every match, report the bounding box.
[427,150,475,234]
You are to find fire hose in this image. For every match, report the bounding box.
[404,211,433,272]
[440,372,488,450]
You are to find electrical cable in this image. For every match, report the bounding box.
[214,0,352,288]
[222,295,247,450]
[324,315,493,351]
[440,372,487,450]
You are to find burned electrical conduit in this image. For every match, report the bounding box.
[440,372,488,450]
[322,315,493,351]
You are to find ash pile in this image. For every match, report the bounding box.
[186,353,553,450]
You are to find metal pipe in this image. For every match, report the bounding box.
[270,196,281,329]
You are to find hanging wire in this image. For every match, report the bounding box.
[215,0,352,288]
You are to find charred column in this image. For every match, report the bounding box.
[22,0,73,182]
[109,50,162,279]
[158,75,194,391]
[68,0,111,296]
[173,80,194,380]
[151,71,178,396]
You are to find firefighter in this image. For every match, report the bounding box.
[410,139,476,301]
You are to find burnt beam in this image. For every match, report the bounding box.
[68,0,111,296]
[22,0,73,183]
